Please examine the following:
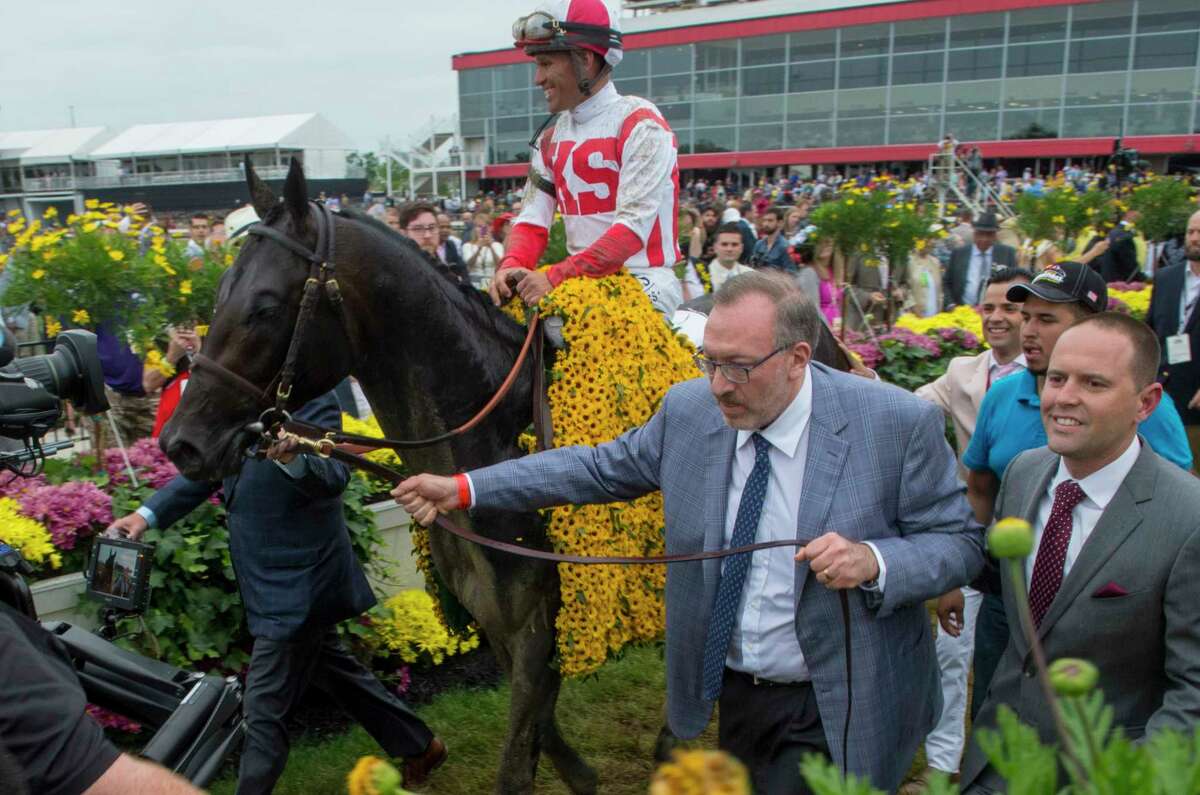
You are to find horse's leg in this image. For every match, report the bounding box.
[538,672,598,795]
[493,613,547,794]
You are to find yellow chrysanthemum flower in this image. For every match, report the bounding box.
[107,249,125,261]
[72,309,90,325]
[179,280,192,296]
[45,318,63,337]
[0,499,61,570]
[31,269,46,280]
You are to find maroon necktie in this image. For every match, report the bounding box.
[1028,480,1087,627]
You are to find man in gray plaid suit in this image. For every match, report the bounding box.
[395,271,985,793]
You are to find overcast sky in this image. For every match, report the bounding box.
[0,0,539,150]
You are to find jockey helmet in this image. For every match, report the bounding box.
[513,0,623,69]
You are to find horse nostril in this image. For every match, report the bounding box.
[165,437,203,475]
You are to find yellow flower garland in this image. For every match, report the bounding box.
[366,589,479,666]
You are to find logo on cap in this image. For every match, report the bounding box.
[1035,266,1066,285]
[1087,291,1098,302]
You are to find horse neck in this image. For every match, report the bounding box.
[347,236,532,474]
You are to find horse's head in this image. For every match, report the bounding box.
[160,158,355,480]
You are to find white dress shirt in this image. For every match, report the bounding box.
[963,245,993,306]
[1179,266,1200,333]
[986,350,1026,388]
[723,368,886,683]
[1026,436,1141,585]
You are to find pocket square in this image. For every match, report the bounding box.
[1092,581,1129,598]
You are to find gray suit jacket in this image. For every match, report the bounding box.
[945,243,1017,307]
[961,442,1200,788]
[469,363,985,791]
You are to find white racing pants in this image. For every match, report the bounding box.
[925,586,983,773]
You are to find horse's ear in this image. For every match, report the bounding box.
[244,156,276,218]
[282,157,309,230]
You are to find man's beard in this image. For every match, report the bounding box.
[1186,244,1200,263]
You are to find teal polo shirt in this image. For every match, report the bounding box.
[963,368,1194,477]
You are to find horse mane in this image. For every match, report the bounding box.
[336,207,528,350]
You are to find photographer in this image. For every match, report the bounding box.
[0,603,201,795]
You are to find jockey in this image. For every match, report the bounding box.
[490,0,683,317]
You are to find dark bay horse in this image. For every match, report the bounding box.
[161,159,851,793]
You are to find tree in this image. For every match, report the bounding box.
[346,151,406,194]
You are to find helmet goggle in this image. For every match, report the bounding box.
[512,11,621,53]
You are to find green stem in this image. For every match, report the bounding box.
[1066,695,1104,781]
[1005,558,1088,785]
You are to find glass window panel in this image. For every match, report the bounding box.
[788,60,836,91]
[1008,7,1068,43]
[837,117,886,146]
[460,93,492,119]
[650,45,691,74]
[491,140,531,163]
[889,84,943,115]
[1068,38,1130,73]
[1004,75,1063,109]
[1061,105,1125,137]
[659,102,692,128]
[1064,72,1127,106]
[790,30,837,62]
[1134,33,1198,70]
[614,76,648,97]
[1126,103,1192,134]
[494,89,530,116]
[1130,69,1195,103]
[946,79,1001,112]
[944,111,999,141]
[893,19,946,53]
[742,65,787,96]
[695,99,738,127]
[494,63,531,91]
[674,128,692,156]
[741,95,785,124]
[651,73,692,104]
[787,91,836,121]
[840,24,890,57]
[621,50,649,77]
[460,118,484,137]
[889,114,941,143]
[1137,0,1200,35]
[786,120,834,148]
[891,51,944,85]
[695,69,738,99]
[1071,1,1133,38]
[493,115,531,139]
[837,87,887,118]
[696,40,738,71]
[693,126,737,153]
[743,35,788,66]
[838,56,888,88]
[950,14,1005,48]
[1003,107,1061,139]
[948,47,1003,81]
[740,124,785,151]
[1007,43,1066,77]
[459,69,491,94]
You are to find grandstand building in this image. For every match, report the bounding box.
[0,113,365,216]
[450,0,1200,188]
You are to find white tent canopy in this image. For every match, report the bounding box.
[87,113,354,159]
[0,127,109,166]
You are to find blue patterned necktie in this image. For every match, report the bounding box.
[701,432,772,700]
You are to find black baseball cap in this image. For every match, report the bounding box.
[1006,261,1107,314]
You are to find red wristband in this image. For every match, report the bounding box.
[454,473,471,510]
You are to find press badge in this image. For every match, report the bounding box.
[1167,334,1192,365]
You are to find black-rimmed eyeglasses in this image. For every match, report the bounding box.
[693,348,785,384]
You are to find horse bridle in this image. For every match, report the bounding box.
[187,200,854,771]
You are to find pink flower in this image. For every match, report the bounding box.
[86,704,142,734]
[16,481,112,551]
[104,439,179,489]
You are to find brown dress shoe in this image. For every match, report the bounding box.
[403,737,448,787]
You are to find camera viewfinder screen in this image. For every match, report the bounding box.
[92,544,140,599]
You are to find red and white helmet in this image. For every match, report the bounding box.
[512,0,623,69]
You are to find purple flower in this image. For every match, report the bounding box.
[0,472,45,499]
[104,439,179,489]
[394,665,411,697]
[17,481,112,551]
[86,704,142,734]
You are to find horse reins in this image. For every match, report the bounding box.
[193,200,853,772]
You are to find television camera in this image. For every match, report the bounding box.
[0,331,244,786]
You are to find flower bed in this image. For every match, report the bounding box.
[845,309,986,391]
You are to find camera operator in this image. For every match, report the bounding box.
[0,603,201,795]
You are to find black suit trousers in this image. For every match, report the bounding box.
[236,629,433,795]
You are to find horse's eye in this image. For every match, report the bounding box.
[251,305,281,322]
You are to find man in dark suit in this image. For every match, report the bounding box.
[1147,209,1200,466]
[945,213,1017,308]
[960,313,1200,793]
[106,392,444,794]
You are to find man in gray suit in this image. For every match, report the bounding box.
[961,312,1200,793]
[945,213,1018,308]
[395,271,985,793]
